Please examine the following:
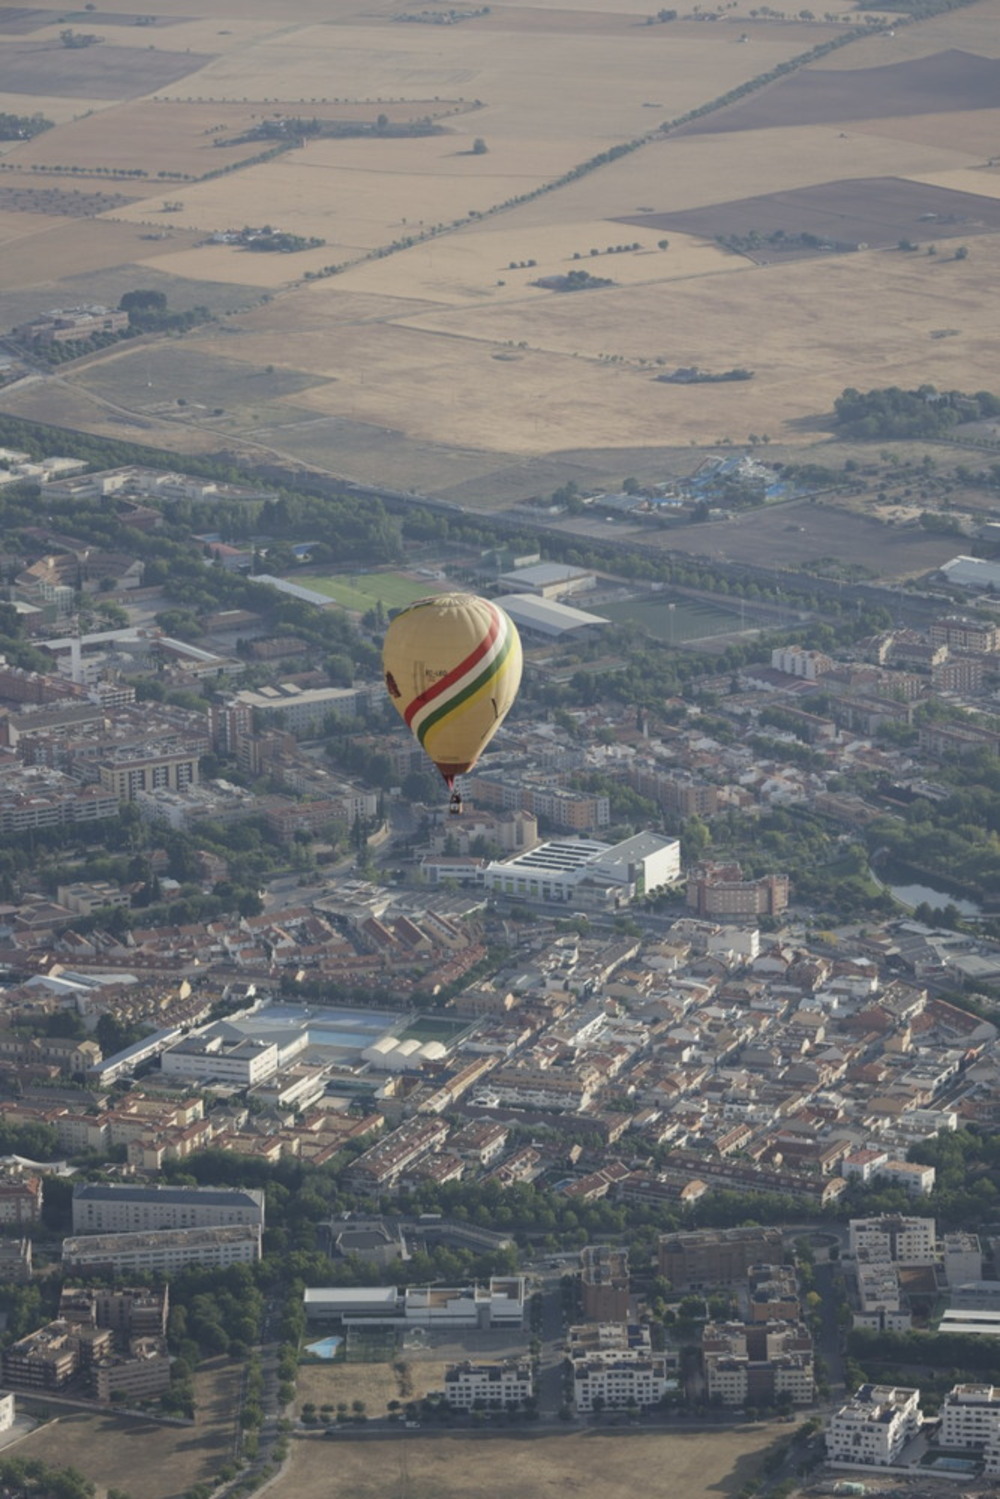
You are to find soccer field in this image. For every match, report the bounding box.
[294,572,443,612]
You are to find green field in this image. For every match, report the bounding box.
[599,594,744,643]
[397,1016,469,1044]
[295,571,444,612]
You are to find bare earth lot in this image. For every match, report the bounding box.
[13,1358,241,1499]
[620,178,1000,257]
[273,1427,781,1499]
[296,1359,451,1416]
[0,42,214,99]
[675,48,1000,136]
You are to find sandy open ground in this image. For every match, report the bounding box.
[273,1425,782,1499]
[12,1358,242,1499]
[296,1359,451,1416]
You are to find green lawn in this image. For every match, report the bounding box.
[598,595,743,642]
[397,1017,469,1044]
[293,571,443,611]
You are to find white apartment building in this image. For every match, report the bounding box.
[572,1350,674,1412]
[72,1184,265,1235]
[943,1234,983,1289]
[441,1360,534,1409]
[63,1224,262,1275]
[881,1161,935,1198]
[770,646,833,680]
[849,1217,937,1266]
[939,1385,1000,1449]
[826,1385,922,1467]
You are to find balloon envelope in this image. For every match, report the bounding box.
[382,592,522,786]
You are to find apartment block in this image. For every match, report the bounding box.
[346,1118,450,1193]
[826,1385,922,1467]
[98,749,199,801]
[702,1321,815,1408]
[72,1183,265,1235]
[939,1384,1000,1449]
[570,1324,675,1414]
[441,1359,534,1410]
[63,1224,262,1275]
[848,1216,937,1266]
[0,1175,42,1225]
[686,863,789,920]
[581,1246,630,1323]
[659,1227,783,1290]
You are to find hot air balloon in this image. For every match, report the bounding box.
[382,592,522,813]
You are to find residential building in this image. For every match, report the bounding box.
[943,1234,982,1288]
[848,1217,937,1266]
[770,647,834,680]
[659,1228,783,1290]
[0,1239,32,1284]
[928,616,1000,653]
[569,1325,675,1413]
[686,863,789,920]
[701,1321,815,1407]
[826,1385,922,1466]
[581,1246,630,1323]
[71,1183,265,1235]
[98,749,199,801]
[440,1359,534,1409]
[91,1343,171,1404]
[939,1384,1000,1449]
[0,1175,42,1225]
[62,1224,262,1274]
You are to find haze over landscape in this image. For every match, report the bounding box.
[4,1,1000,1498]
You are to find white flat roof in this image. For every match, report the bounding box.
[493,594,605,634]
[304,1286,398,1306]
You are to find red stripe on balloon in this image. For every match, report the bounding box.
[403,605,500,728]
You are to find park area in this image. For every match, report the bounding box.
[273,1425,782,1499]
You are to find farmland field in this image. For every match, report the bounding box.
[1,0,1000,512]
[295,571,445,611]
[618,178,1000,259]
[271,1426,782,1499]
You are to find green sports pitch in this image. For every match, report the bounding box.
[293,571,443,611]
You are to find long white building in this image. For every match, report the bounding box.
[63,1224,262,1275]
[72,1184,265,1235]
[484,832,680,906]
[441,1360,534,1410]
[826,1385,921,1467]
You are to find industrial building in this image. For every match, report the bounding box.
[491,594,606,640]
[484,831,679,906]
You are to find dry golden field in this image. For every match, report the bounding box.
[1,0,1000,495]
[273,1425,782,1499]
[296,1359,452,1417]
